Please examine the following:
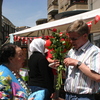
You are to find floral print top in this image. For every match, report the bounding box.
[0,64,31,100]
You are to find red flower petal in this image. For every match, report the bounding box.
[52,28,57,32]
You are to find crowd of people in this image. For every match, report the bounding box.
[0,19,100,100]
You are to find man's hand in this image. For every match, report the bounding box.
[63,58,78,67]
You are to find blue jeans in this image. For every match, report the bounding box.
[29,86,51,100]
[65,92,95,100]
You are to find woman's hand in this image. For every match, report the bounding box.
[28,97,34,100]
[49,61,60,69]
[50,93,55,98]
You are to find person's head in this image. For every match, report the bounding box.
[29,38,46,55]
[0,43,24,69]
[67,20,90,49]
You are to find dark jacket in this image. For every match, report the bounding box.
[28,51,54,93]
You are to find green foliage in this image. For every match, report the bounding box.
[49,29,72,90]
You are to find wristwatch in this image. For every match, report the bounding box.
[76,61,82,68]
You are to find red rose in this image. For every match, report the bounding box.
[59,32,63,36]
[61,49,67,53]
[60,38,66,45]
[66,33,69,37]
[52,28,57,32]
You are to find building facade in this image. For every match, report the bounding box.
[0,0,3,45]
[2,15,15,44]
[0,0,16,45]
[47,0,58,21]
[47,0,88,21]
[16,26,30,32]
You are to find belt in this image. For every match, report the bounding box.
[66,92,94,96]
[66,92,95,99]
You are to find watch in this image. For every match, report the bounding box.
[76,61,82,68]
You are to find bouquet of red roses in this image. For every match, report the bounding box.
[46,28,72,90]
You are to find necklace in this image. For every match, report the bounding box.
[12,71,32,96]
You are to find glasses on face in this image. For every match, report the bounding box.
[69,35,82,41]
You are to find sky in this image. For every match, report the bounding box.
[2,0,47,27]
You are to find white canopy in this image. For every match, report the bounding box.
[9,8,100,43]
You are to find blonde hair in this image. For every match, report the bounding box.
[67,20,90,36]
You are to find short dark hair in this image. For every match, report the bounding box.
[0,43,17,64]
[67,20,90,36]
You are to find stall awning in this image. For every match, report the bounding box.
[9,8,100,43]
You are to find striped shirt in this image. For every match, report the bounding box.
[64,41,100,94]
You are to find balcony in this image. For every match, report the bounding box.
[71,0,87,4]
[66,0,88,11]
